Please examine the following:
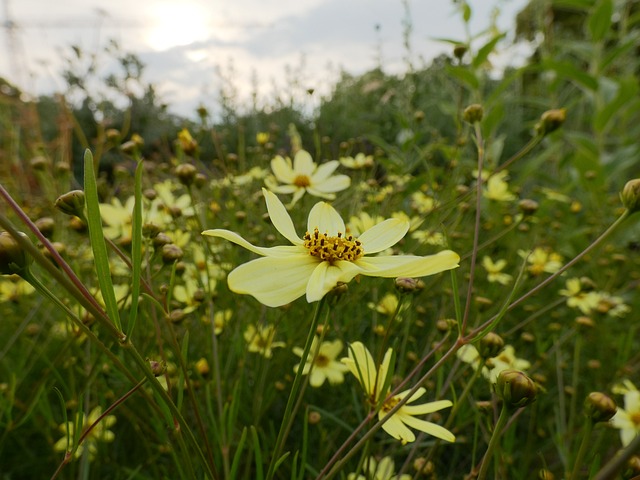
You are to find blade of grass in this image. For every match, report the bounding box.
[83,149,122,332]
[126,158,144,335]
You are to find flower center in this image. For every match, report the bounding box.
[303,228,364,264]
[381,395,400,413]
[294,174,311,187]
[631,411,640,426]
[314,353,330,367]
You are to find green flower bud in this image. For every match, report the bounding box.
[55,190,86,217]
[496,369,538,409]
[535,108,566,136]
[478,332,505,359]
[0,231,33,275]
[463,104,484,124]
[584,392,617,423]
[148,359,167,376]
[620,178,640,214]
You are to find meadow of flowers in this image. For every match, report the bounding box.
[1,2,639,479]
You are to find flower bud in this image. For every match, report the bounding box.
[30,156,50,171]
[35,217,55,238]
[195,357,210,376]
[148,359,167,376]
[175,163,197,186]
[194,173,207,189]
[453,44,467,60]
[620,178,640,214]
[55,190,86,217]
[161,244,184,264]
[535,108,566,136]
[0,231,33,275]
[518,199,539,216]
[496,369,538,409]
[394,276,425,293]
[584,392,617,423]
[478,332,505,359]
[463,104,484,124]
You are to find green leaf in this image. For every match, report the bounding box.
[472,33,506,69]
[126,159,144,335]
[542,59,599,91]
[588,0,613,42]
[594,77,639,132]
[83,149,122,332]
[445,65,479,90]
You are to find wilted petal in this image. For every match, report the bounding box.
[358,218,409,254]
[308,202,346,235]
[227,254,318,307]
[202,229,303,258]
[355,250,460,278]
[263,189,303,245]
[271,156,295,183]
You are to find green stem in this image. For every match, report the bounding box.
[266,297,326,480]
[476,402,510,480]
[569,418,593,480]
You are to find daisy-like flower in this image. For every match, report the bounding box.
[340,153,374,170]
[475,170,517,202]
[611,380,640,446]
[342,342,455,445]
[519,247,563,276]
[293,336,349,387]
[244,324,285,358]
[202,189,460,308]
[368,293,404,319]
[482,256,513,285]
[457,344,531,384]
[53,406,116,461]
[347,456,411,480]
[558,278,601,314]
[265,149,351,206]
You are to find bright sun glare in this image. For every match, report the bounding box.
[145,2,210,51]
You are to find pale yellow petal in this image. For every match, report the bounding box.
[202,229,303,258]
[307,202,346,235]
[402,399,453,416]
[379,412,415,443]
[311,174,351,193]
[293,150,315,176]
[271,155,295,183]
[398,413,455,442]
[262,189,303,245]
[227,255,319,307]
[310,160,340,182]
[305,187,337,200]
[357,218,409,254]
[305,261,357,302]
[343,342,377,395]
[355,250,460,278]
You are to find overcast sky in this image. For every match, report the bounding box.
[2,0,529,118]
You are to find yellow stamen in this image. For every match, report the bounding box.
[303,228,364,264]
[381,395,400,413]
[314,354,329,367]
[294,175,311,187]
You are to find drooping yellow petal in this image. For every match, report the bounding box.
[202,229,302,258]
[379,411,416,443]
[307,201,346,235]
[305,260,361,302]
[397,412,456,442]
[354,250,460,278]
[402,399,453,416]
[227,254,319,307]
[262,189,303,245]
[357,218,409,254]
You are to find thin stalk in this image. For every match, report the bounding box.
[476,402,510,480]
[568,418,593,480]
[266,297,326,480]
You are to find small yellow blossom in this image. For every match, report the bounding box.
[293,337,349,387]
[0,275,35,302]
[264,149,350,206]
[519,247,563,276]
[475,170,516,202]
[368,293,404,319]
[411,229,446,246]
[203,189,459,307]
[595,292,630,317]
[256,132,270,145]
[410,191,437,214]
[340,153,374,169]
[342,342,455,444]
[348,212,385,237]
[347,456,411,480]
[458,344,531,384]
[482,256,513,285]
[559,278,601,314]
[54,406,116,461]
[244,324,285,358]
[611,380,640,446]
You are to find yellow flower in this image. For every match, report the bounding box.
[482,256,513,285]
[202,189,460,307]
[340,153,374,170]
[475,170,516,202]
[611,380,640,446]
[558,278,601,314]
[347,456,411,480]
[256,132,270,145]
[347,212,385,237]
[264,149,351,206]
[293,337,349,387]
[342,342,455,445]
[410,191,436,214]
[0,275,35,302]
[458,344,531,384]
[368,293,403,319]
[54,406,116,460]
[519,247,563,276]
[244,324,285,358]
